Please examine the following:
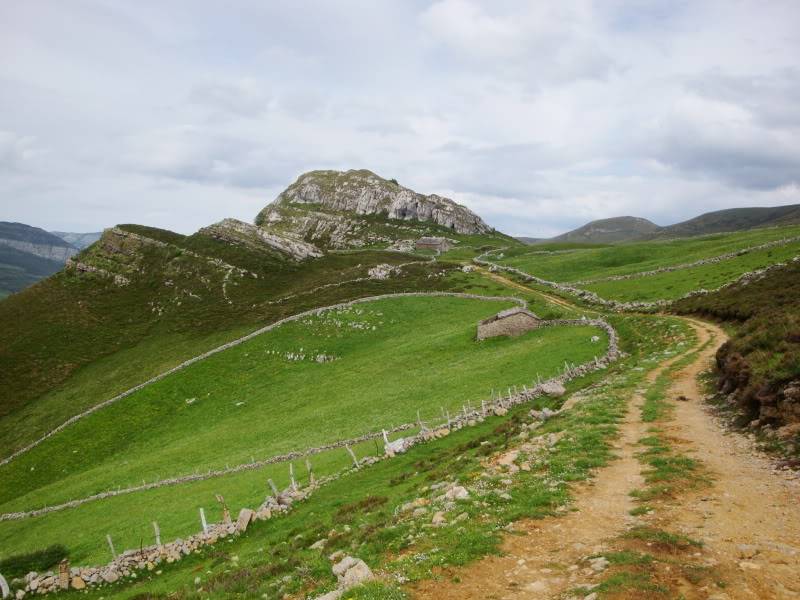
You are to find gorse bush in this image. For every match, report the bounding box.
[0,544,68,579]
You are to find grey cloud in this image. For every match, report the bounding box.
[690,68,800,129]
[1,1,800,237]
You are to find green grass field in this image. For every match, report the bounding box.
[0,313,690,598]
[583,241,800,302]
[0,295,605,564]
[495,225,800,283]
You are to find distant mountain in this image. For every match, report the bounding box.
[0,222,78,262]
[0,223,79,296]
[515,237,545,244]
[534,204,800,244]
[51,231,102,249]
[657,205,800,238]
[0,245,63,296]
[550,216,661,244]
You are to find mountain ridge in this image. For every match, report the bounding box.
[522,204,800,244]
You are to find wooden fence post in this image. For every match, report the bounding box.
[268,478,279,497]
[346,445,359,469]
[289,463,297,492]
[153,521,161,546]
[215,494,231,524]
[306,458,315,485]
[106,534,116,559]
[200,508,208,533]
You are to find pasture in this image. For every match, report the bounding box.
[0,295,605,564]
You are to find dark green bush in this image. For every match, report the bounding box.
[0,544,68,579]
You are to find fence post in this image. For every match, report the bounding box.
[106,534,116,559]
[0,572,9,598]
[306,458,315,486]
[289,463,297,492]
[56,559,69,590]
[215,494,231,524]
[153,521,161,547]
[268,478,279,497]
[200,508,208,533]
[346,445,359,469]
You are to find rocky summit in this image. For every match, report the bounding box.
[255,169,492,249]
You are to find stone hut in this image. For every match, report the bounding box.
[415,236,453,253]
[477,307,541,341]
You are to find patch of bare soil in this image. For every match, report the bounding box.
[410,348,685,599]
[641,320,800,599]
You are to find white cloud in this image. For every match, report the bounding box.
[0,1,799,236]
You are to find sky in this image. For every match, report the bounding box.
[1,1,799,238]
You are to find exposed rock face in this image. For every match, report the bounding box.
[255,170,491,249]
[0,238,77,263]
[199,218,323,260]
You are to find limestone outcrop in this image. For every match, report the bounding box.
[199,218,322,260]
[255,170,491,249]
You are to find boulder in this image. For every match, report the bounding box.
[444,485,469,501]
[541,381,566,397]
[236,508,254,533]
[70,576,86,590]
[332,556,374,589]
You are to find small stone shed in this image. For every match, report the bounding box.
[477,307,541,341]
[415,236,453,253]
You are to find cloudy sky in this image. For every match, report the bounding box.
[1,1,799,237]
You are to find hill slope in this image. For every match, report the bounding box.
[675,257,800,432]
[550,216,661,244]
[539,204,800,244]
[658,204,800,238]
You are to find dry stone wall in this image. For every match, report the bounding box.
[6,308,619,598]
[476,250,800,312]
[571,234,800,285]
[2,288,493,468]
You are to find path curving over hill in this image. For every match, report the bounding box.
[411,277,800,599]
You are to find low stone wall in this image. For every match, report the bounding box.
[571,234,800,285]
[7,312,619,598]
[476,251,800,313]
[0,290,523,469]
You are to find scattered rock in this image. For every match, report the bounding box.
[540,381,566,397]
[70,576,86,590]
[444,485,469,500]
[332,556,374,589]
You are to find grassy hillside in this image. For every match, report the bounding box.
[0,295,605,564]
[495,224,800,284]
[551,216,661,244]
[0,312,690,599]
[658,204,800,238]
[0,223,480,457]
[583,241,800,302]
[674,259,800,431]
[0,245,63,295]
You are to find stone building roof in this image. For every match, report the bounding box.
[416,236,448,245]
[478,306,540,326]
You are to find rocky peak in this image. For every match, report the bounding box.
[199,218,323,260]
[256,170,491,240]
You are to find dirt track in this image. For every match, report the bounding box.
[412,297,800,598]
